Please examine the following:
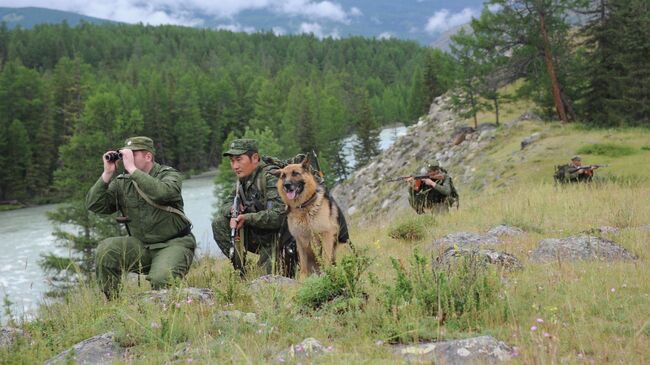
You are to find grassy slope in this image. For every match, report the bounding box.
[2,121,649,364]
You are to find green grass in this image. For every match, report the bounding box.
[576,143,637,158]
[2,122,650,364]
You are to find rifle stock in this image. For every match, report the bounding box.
[386,173,444,182]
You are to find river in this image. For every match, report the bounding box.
[0,125,407,320]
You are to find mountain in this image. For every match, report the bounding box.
[1,1,486,46]
[0,7,114,28]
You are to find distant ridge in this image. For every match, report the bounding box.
[0,7,116,29]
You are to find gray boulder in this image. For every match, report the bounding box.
[44,332,124,365]
[487,225,524,237]
[0,326,24,349]
[250,275,300,293]
[520,132,542,149]
[531,235,637,262]
[276,337,331,362]
[392,335,514,364]
[434,232,500,247]
[143,287,214,305]
[213,310,262,326]
[434,247,523,272]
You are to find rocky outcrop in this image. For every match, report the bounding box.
[0,326,24,349]
[44,332,124,365]
[520,132,542,149]
[331,95,535,222]
[434,247,523,272]
[143,287,214,305]
[487,224,524,237]
[392,335,514,364]
[432,225,524,249]
[530,235,637,262]
[275,337,332,363]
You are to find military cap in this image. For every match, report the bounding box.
[426,160,441,171]
[122,136,155,154]
[223,138,259,157]
[571,155,581,161]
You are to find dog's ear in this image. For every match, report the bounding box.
[301,156,310,171]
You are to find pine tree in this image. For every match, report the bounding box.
[353,89,381,169]
[407,66,427,122]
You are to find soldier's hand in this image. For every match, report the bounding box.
[101,151,120,183]
[405,177,414,183]
[120,149,136,174]
[230,215,245,229]
[422,178,436,187]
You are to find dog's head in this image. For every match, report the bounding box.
[274,158,318,206]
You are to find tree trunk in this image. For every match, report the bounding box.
[539,9,568,124]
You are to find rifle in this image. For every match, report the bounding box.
[568,164,608,173]
[386,173,444,182]
[229,180,245,276]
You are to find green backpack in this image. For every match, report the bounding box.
[553,164,571,183]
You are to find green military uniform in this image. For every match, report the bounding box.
[212,139,291,275]
[566,155,592,182]
[86,137,195,296]
[408,161,455,214]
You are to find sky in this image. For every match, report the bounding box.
[1,0,490,37]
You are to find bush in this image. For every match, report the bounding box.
[576,143,636,158]
[295,250,372,311]
[380,250,507,339]
[388,218,428,241]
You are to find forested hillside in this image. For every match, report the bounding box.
[0,22,454,202]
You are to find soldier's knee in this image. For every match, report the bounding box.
[148,270,173,289]
[95,238,121,267]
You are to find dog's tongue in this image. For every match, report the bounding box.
[287,190,296,200]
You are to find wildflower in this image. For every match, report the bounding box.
[536,318,544,323]
[186,358,193,363]
[150,321,161,329]
[295,345,303,352]
[176,302,182,309]
[186,297,193,304]
[610,288,615,293]
[543,332,550,337]
[531,326,538,331]
[256,329,263,334]
[326,345,334,352]
[277,357,285,363]
[375,340,384,346]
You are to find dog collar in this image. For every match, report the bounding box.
[296,191,319,209]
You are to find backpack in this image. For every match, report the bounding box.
[553,164,571,184]
[439,167,460,208]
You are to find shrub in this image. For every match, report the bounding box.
[388,218,428,241]
[380,250,507,338]
[576,143,635,158]
[295,250,372,311]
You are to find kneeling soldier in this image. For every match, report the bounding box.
[86,136,195,298]
[406,160,457,214]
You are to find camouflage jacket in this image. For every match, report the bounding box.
[219,161,285,238]
[408,174,453,206]
[86,162,193,247]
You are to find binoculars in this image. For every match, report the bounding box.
[105,151,123,162]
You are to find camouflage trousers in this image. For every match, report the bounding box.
[95,234,195,297]
[211,215,291,276]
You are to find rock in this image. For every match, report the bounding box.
[584,226,620,235]
[44,332,124,365]
[516,111,542,122]
[0,327,24,349]
[520,132,542,149]
[213,310,261,325]
[487,225,524,237]
[143,287,214,306]
[392,335,514,364]
[276,337,332,362]
[434,232,501,247]
[477,123,497,131]
[250,275,300,293]
[434,247,523,272]
[530,235,637,262]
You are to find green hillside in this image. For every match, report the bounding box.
[0,7,113,28]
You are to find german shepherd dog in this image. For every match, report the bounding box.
[275,158,343,276]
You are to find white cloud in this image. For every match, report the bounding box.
[350,7,362,17]
[378,32,393,40]
[272,26,286,35]
[216,23,256,33]
[297,22,339,39]
[424,7,478,34]
[0,0,361,26]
